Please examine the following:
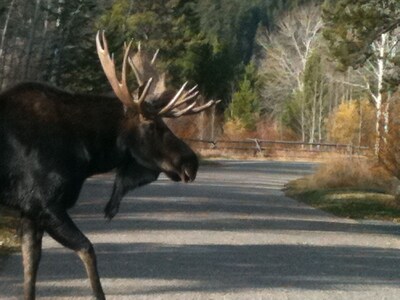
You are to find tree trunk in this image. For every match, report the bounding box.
[199,96,205,140]
[8,33,20,85]
[317,78,324,142]
[309,81,318,144]
[0,0,15,58]
[358,100,363,147]
[374,33,386,156]
[301,98,305,143]
[210,105,216,140]
[50,0,65,84]
[37,0,51,81]
[0,0,16,88]
[24,0,42,80]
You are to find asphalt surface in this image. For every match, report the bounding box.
[1,160,400,300]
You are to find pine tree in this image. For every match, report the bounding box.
[227,63,261,130]
[323,0,400,69]
[42,0,100,91]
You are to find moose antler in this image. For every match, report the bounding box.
[127,42,165,95]
[96,31,220,117]
[96,31,151,108]
[157,84,220,118]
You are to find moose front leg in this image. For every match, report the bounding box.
[21,216,44,300]
[42,210,105,300]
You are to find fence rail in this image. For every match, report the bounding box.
[184,138,369,157]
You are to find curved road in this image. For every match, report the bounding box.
[1,160,400,299]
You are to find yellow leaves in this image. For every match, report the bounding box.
[223,118,250,139]
[327,99,375,146]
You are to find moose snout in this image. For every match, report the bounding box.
[162,151,198,183]
[182,163,197,182]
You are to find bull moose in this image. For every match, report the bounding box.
[0,31,218,299]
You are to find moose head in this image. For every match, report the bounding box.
[96,31,219,219]
[96,31,218,181]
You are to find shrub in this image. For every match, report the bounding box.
[306,157,392,192]
[256,118,297,141]
[222,119,253,140]
[225,63,261,131]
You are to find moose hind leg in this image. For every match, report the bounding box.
[42,211,105,300]
[21,216,44,300]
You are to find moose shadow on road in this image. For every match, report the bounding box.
[2,242,400,297]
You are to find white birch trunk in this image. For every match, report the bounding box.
[37,0,51,81]
[309,81,318,144]
[318,78,324,142]
[210,105,216,140]
[300,96,305,143]
[0,0,15,58]
[50,0,65,84]
[199,104,205,140]
[373,33,386,155]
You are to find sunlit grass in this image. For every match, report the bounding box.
[285,158,400,222]
[0,208,20,254]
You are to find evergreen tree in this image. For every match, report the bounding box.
[98,0,242,105]
[43,0,100,91]
[282,50,327,142]
[323,0,400,69]
[226,63,261,130]
[303,51,327,142]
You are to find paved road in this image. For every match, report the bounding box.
[1,160,400,300]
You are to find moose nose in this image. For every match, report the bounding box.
[181,154,199,183]
[182,165,197,182]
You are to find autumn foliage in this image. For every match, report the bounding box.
[327,100,375,147]
[381,93,400,179]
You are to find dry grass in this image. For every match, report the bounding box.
[285,157,400,222]
[0,208,20,254]
[298,157,393,192]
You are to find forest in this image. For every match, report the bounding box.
[1,0,400,162]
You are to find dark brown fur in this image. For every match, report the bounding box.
[0,82,198,299]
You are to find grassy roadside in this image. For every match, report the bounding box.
[285,178,400,222]
[284,156,400,223]
[0,208,20,255]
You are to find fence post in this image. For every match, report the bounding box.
[248,138,262,156]
[348,143,354,156]
[255,139,262,155]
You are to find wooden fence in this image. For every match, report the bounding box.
[184,138,370,158]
